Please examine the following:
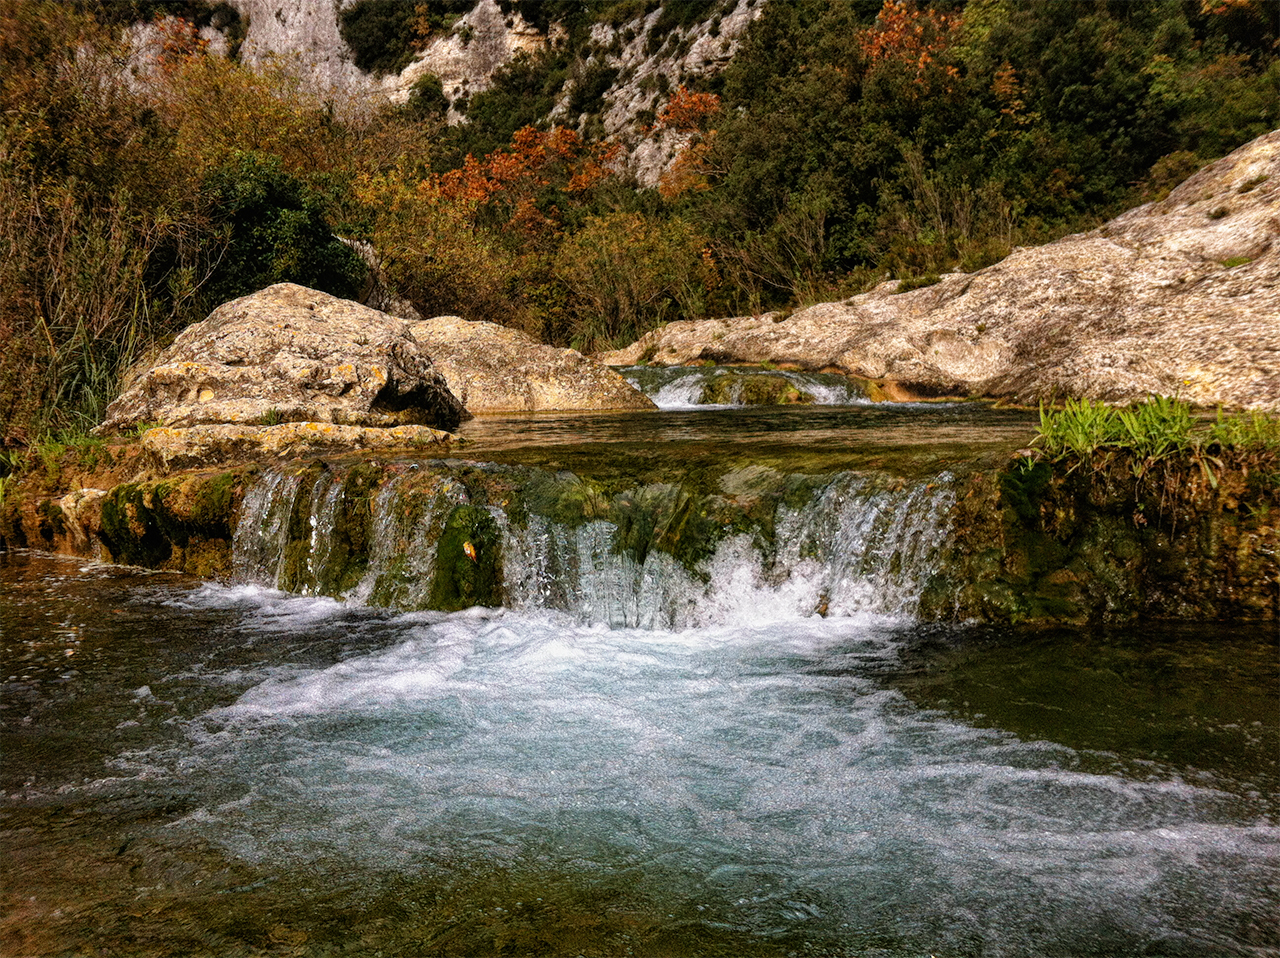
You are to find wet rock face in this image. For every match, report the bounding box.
[601,129,1280,409]
[98,284,468,435]
[408,316,656,414]
[928,456,1280,625]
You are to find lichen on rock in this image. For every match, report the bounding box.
[408,316,655,413]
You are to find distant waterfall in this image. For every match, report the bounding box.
[620,366,872,409]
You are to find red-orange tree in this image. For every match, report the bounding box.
[356,125,620,333]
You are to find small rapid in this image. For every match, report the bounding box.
[82,581,1273,958]
[620,365,874,409]
[3,399,1275,957]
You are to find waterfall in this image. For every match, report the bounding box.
[231,460,958,627]
[620,365,871,409]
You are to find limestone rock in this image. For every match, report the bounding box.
[408,317,656,414]
[99,284,468,434]
[235,0,371,96]
[600,130,1280,409]
[141,422,457,474]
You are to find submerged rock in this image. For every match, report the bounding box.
[98,283,468,435]
[600,130,1280,409]
[408,316,655,413]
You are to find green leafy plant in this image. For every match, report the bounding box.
[1033,397,1123,461]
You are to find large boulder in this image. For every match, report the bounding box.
[599,129,1280,409]
[99,283,468,434]
[408,316,656,413]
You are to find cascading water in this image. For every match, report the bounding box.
[621,365,874,409]
[228,461,958,628]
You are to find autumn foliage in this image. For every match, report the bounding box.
[1,0,1276,440]
[858,0,960,91]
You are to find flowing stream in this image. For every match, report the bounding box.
[2,391,1277,957]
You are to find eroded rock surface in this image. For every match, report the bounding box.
[600,130,1280,409]
[408,316,656,413]
[141,422,457,474]
[99,284,467,435]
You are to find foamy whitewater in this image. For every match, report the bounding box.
[101,576,1276,956]
[6,395,1276,954]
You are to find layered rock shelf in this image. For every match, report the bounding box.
[600,131,1280,410]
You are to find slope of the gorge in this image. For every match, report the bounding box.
[220,0,758,185]
[601,130,1280,409]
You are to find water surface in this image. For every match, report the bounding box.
[3,552,1276,957]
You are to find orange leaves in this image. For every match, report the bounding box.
[659,137,716,200]
[152,16,209,74]
[992,61,1031,125]
[655,86,722,201]
[436,126,614,206]
[657,86,722,133]
[858,0,960,92]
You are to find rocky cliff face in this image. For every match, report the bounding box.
[235,0,371,94]
[600,129,1280,410]
[212,0,758,185]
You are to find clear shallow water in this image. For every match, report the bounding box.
[450,403,1037,480]
[2,552,1277,957]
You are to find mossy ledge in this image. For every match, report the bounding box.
[3,450,1277,625]
[925,451,1280,624]
[2,469,253,579]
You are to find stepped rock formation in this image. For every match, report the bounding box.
[600,130,1280,409]
[408,317,656,413]
[98,283,468,435]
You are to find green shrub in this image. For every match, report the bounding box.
[339,0,419,75]
[568,60,619,117]
[405,73,450,120]
[201,151,368,306]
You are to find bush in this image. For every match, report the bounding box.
[201,152,368,306]
[339,0,417,75]
[554,212,715,351]
[405,73,450,120]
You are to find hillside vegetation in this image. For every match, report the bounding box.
[1,0,1276,442]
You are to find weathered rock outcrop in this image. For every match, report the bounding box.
[98,283,468,435]
[408,316,656,413]
[209,0,757,187]
[600,130,1280,409]
[140,422,456,474]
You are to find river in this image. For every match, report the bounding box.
[1,378,1277,957]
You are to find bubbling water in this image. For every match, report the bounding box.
[132,588,1280,957]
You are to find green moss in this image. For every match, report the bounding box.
[100,484,173,567]
[278,463,328,593]
[35,499,66,544]
[94,474,244,573]
[998,458,1052,524]
[700,372,814,406]
[429,504,503,611]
